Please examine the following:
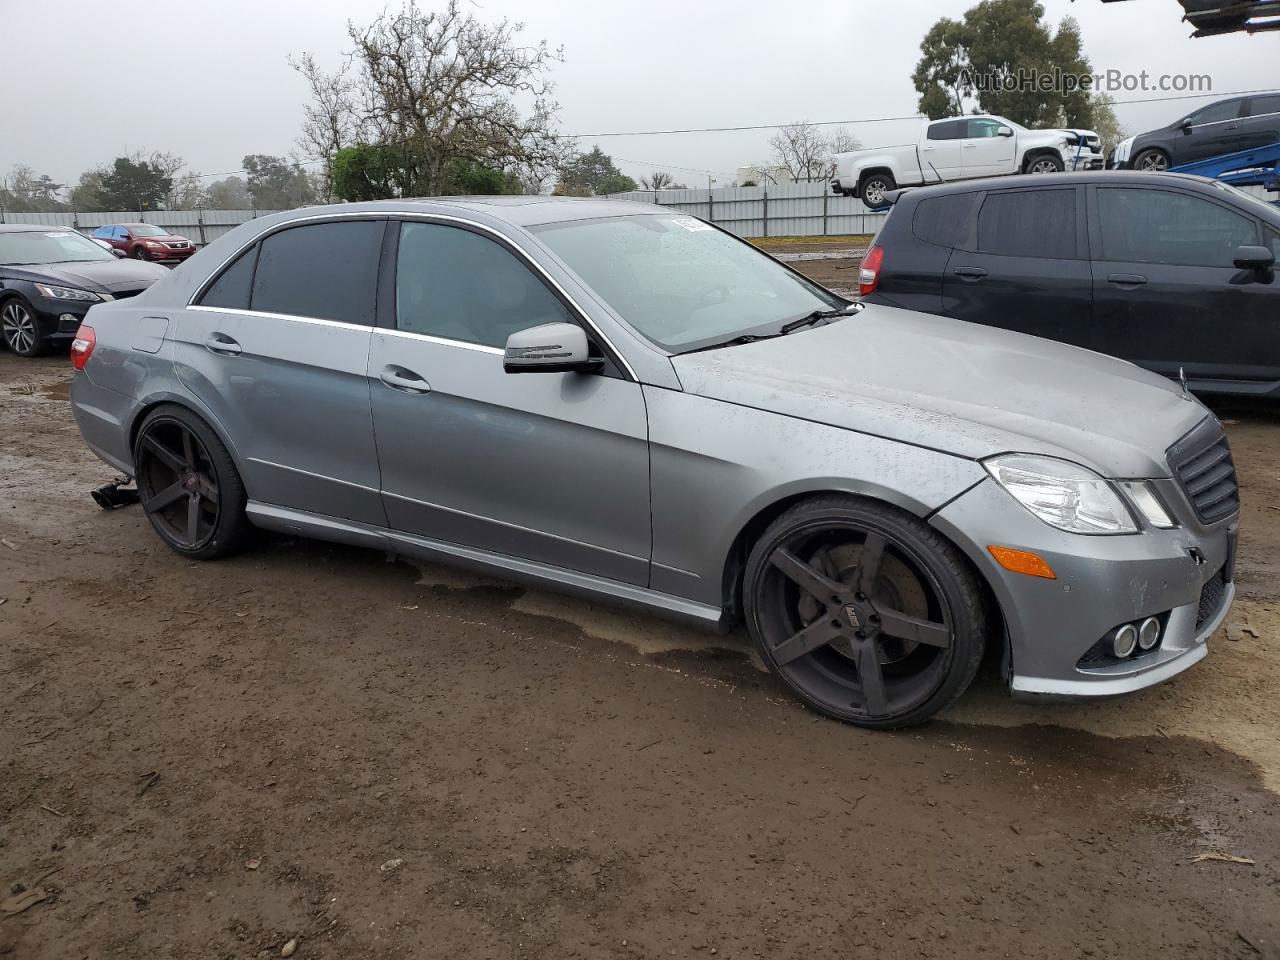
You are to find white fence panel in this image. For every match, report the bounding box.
[0,209,286,245]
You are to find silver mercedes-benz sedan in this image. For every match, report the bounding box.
[68,197,1239,727]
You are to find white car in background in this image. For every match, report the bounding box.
[833,115,1105,206]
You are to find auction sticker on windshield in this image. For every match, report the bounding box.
[670,217,713,232]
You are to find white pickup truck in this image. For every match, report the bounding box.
[832,115,1104,206]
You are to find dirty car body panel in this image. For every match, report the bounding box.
[69,197,1238,718]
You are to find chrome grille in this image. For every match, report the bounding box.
[1167,418,1239,524]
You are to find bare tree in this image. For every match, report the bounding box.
[769,122,834,183]
[290,51,359,201]
[168,172,210,210]
[640,171,674,191]
[823,127,862,179]
[295,0,566,198]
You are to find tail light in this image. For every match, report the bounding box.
[71,324,96,370]
[859,245,884,297]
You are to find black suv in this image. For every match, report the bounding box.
[859,172,1280,398]
[1112,92,1280,171]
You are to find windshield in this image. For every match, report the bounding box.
[0,229,117,265]
[533,214,843,352]
[1212,181,1280,217]
[129,224,170,237]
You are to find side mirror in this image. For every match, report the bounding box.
[1234,244,1276,276]
[111,249,127,259]
[503,322,602,374]
[1178,120,1193,134]
[997,125,1014,138]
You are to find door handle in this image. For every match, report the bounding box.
[952,266,988,281]
[963,143,977,149]
[204,333,242,356]
[379,365,431,395]
[1107,273,1148,287]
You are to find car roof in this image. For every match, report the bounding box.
[281,195,668,228]
[894,171,1235,201]
[0,223,76,234]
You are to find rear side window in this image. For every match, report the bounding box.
[250,221,382,324]
[198,246,257,310]
[92,226,110,238]
[976,189,1077,258]
[395,222,576,349]
[1247,94,1280,117]
[913,193,981,248]
[1097,188,1258,267]
[927,120,964,141]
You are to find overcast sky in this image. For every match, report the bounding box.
[1,0,1275,189]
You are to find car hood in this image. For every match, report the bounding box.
[6,259,170,294]
[669,304,1207,478]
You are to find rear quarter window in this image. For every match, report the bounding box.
[912,193,981,248]
[197,245,258,310]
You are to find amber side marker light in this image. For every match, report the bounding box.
[988,545,1057,580]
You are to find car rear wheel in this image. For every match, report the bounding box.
[133,406,250,560]
[1026,154,1065,174]
[1,298,47,357]
[744,496,986,728]
[859,172,896,208]
[1133,149,1170,172]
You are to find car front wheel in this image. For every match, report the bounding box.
[1,298,47,357]
[133,246,150,260]
[133,405,250,560]
[744,496,987,728]
[1133,149,1170,172]
[1026,154,1065,174]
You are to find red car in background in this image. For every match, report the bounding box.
[91,223,197,262]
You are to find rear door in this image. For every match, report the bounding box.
[960,118,1017,177]
[1238,93,1280,153]
[175,218,386,525]
[920,120,965,181]
[1088,184,1277,383]
[367,218,651,586]
[941,186,1092,343]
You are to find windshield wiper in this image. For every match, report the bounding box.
[779,303,859,335]
[679,333,781,355]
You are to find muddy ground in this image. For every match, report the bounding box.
[3,326,1280,959]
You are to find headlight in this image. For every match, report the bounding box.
[34,283,101,302]
[984,454,1137,535]
[1117,481,1176,529]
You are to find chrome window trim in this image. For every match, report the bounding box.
[188,304,371,332]
[377,327,504,356]
[187,208,638,380]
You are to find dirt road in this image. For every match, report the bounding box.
[3,349,1279,960]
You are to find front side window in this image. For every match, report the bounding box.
[0,229,116,265]
[1266,226,1280,261]
[395,222,576,349]
[1097,188,1258,267]
[975,189,1077,259]
[966,118,1005,139]
[1186,100,1242,126]
[534,214,840,352]
[927,120,964,141]
[250,220,382,324]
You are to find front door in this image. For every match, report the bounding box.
[960,118,1017,177]
[368,219,651,586]
[175,218,386,525]
[1088,185,1277,384]
[1173,99,1247,164]
[920,119,965,181]
[941,186,1092,344]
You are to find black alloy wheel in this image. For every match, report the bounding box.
[745,497,986,728]
[133,406,248,559]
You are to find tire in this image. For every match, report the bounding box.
[859,172,896,208]
[1025,153,1065,175]
[133,246,150,260]
[1132,148,1170,172]
[1,297,48,358]
[132,405,250,560]
[743,495,987,729]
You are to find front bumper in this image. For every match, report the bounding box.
[931,477,1236,699]
[143,245,196,260]
[30,296,93,341]
[1067,150,1105,172]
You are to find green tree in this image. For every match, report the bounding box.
[205,176,253,209]
[913,0,1099,128]
[95,156,174,211]
[242,155,317,210]
[331,144,521,200]
[558,146,635,195]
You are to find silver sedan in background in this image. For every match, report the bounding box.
[69,198,1238,727]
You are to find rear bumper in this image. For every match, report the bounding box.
[70,373,137,476]
[930,478,1236,700]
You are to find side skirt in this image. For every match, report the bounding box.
[245,501,730,633]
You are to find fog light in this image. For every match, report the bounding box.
[1138,617,1161,651]
[1112,624,1138,659]
[60,313,77,325]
